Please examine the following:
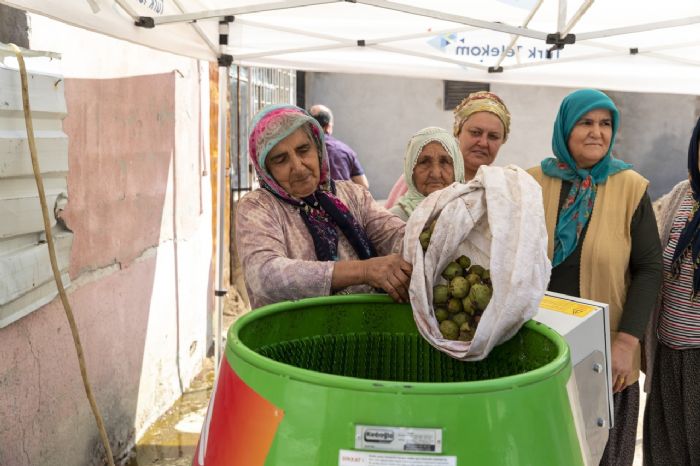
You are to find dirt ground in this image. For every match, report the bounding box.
[222,286,250,322]
[122,286,250,466]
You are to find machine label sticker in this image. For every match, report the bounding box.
[355,425,442,453]
[540,295,597,318]
[339,449,456,466]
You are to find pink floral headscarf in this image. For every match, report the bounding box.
[249,104,331,203]
[247,104,377,262]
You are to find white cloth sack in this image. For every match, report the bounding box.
[403,165,551,360]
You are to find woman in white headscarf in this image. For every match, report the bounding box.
[385,91,510,209]
[389,127,465,221]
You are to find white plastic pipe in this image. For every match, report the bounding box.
[561,0,594,37]
[557,0,567,33]
[214,21,230,374]
[493,0,544,68]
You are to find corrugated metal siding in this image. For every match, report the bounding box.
[0,63,71,327]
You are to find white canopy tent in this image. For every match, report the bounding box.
[2,0,699,368]
[2,0,700,94]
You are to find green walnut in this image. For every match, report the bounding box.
[469,283,493,311]
[434,307,449,322]
[446,297,463,314]
[433,284,449,305]
[441,261,464,281]
[439,319,459,340]
[456,255,471,270]
[449,276,470,299]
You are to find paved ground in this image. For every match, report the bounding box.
[122,289,248,466]
[123,360,212,466]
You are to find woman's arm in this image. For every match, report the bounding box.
[612,191,663,391]
[332,255,412,303]
[235,194,335,308]
[236,190,412,307]
[620,191,664,339]
[334,182,412,301]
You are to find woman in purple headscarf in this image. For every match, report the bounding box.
[235,104,411,309]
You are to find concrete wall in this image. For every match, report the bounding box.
[0,16,212,466]
[305,72,700,201]
[610,92,700,200]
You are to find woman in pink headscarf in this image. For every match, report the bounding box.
[236,104,411,309]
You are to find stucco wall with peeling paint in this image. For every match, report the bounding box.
[0,17,212,466]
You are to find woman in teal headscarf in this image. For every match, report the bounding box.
[389,127,465,221]
[528,89,662,466]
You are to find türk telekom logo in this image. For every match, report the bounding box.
[137,0,163,14]
[364,429,394,443]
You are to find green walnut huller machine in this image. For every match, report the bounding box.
[194,293,611,466]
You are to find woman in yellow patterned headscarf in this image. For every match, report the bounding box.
[385,91,511,208]
[452,91,511,180]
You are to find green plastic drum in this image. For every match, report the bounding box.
[221,294,582,465]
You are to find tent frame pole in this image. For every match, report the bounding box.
[214,63,226,372]
[236,17,475,46]
[493,0,545,70]
[120,0,218,54]
[356,0,548,40]
[214,19,232,373]
[150,0,339,26]
[557,0,567,32]
[560,0,594,37]
[577,16,700,40]
[233,18,479,61]
[372,44,490,70]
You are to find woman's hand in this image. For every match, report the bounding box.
[361,254,413,303]
[332,255,412,303]
[610,332,639,393]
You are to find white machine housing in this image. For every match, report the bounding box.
[534,291,613,465]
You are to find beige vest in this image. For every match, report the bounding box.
[528,166,648,385]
